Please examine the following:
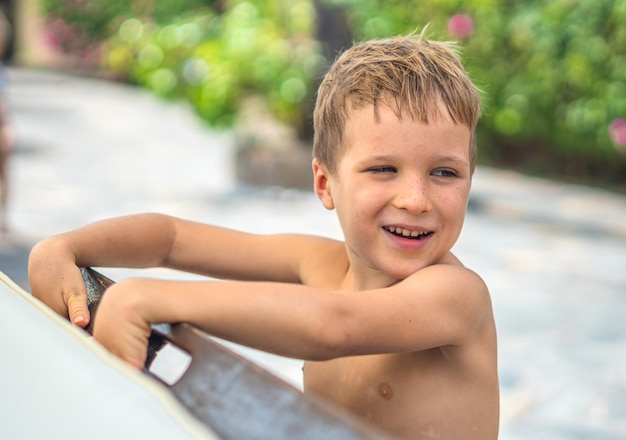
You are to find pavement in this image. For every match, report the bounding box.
[1,67,626,439]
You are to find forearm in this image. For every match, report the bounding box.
[111,278,348,361]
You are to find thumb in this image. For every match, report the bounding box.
[65,289,90,328]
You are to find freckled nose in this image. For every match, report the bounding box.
[394,179,432,213]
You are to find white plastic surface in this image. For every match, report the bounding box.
[0,272,219,440]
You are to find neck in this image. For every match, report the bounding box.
[341,263,400,292]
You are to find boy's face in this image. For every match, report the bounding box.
[314,103,472,284]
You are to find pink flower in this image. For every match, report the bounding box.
[609,118,626,150]
[448,13,474,40]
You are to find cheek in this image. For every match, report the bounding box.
[439,186,470,219]
[336,183,385,230]
[352,185,389,218]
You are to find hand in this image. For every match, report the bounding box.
[92,280,152,370]
[28,238,91,327]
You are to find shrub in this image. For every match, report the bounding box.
[333,0,626,186]
[40,0,321,128]
[39,0,626,188]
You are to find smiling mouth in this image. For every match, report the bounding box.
[383,226,433,240]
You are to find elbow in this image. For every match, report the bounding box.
[305,304,360,361]
[308,330,353,361]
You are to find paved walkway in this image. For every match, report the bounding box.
[1,67,625,439]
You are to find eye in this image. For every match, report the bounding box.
[369,166,397,174]
[432,168,458,178]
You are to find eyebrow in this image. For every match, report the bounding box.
[368,155,397,162]
[367,154,469,166]
[437,155,469,166]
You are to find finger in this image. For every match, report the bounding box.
[123,349,148,371]
[93,323,148,370]
[105,343,146,370]
[64,288,90,328]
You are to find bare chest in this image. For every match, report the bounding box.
[302,349,499,440]
[303,351,447,431]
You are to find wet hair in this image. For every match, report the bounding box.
[313,30,481,174]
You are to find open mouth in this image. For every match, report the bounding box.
[383,226,433,240]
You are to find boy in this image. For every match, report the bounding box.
[28,32,499,439]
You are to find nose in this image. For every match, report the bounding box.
[392,178,433,214]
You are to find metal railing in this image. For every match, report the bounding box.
[82,268,388,440]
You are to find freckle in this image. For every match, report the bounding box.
[378,382,393,400]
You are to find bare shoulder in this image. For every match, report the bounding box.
[236,232,346,285]
[394,263,493,347]
[289,234,348,288]
[429,263,490,312]
[407,262,489,297]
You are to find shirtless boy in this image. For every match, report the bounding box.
[28,32,499,439]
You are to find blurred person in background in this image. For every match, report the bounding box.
[0,6,12,236]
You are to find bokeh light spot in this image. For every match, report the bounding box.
[138,44,164,69]
[280,77,306,103]
[149,68,177,94]
[494,108,522,135]
[119,18,144,43]
[448,13,474,39]
[182,58,210,85]
[107,46,133,72]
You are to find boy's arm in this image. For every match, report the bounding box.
[94,264,492,368]
[28,213,330,326]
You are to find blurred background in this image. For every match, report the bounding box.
[1,1,625,439]
[5,0,626,190]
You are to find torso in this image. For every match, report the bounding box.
[303,327,499,439]
[300,239,499,439]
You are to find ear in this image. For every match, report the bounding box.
[312,158,335,210]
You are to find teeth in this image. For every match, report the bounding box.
[385,226,429,238]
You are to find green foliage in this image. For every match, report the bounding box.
[39,0,217,46]
[41,0,320,127]
[330,0,626,185]
[39,0,626,186]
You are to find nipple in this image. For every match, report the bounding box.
[378,382,394,400]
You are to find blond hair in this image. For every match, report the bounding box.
[313,32,481,174]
